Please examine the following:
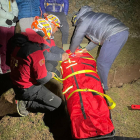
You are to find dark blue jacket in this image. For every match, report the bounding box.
[40,0,69,15]
[16,0,41,20]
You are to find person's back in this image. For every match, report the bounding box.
[42,0,69,15]
[70,6,129,51]
[16,0,41,32]
[10,32,47,89]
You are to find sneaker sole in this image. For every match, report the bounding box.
[16,100,27,117]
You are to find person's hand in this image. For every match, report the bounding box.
[43,13,48,18]
[5,19,12,25]
[78,48,87,53]
[51,72,55,78]
[62,53,69,61]
[13,16,18,23]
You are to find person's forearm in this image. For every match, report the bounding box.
[44,51,62,61]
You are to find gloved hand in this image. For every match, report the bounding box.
[13,16,18,23]
[5,19,12,25]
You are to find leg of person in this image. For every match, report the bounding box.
[19,17,34,32]
[57,12,69,45]
[0,26,8,74]
[6,26,15,72]
[97,30,129,90]
[14,84,62,116]
[20,85,62,111]
[47,12,69,45]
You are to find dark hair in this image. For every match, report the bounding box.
[11,0,14,3]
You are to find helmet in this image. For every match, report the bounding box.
[31,16,52,39]
[72,14,77,26]
[45,14,62,28]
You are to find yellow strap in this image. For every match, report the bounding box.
[54,69,97,82]
[53,76,63,83]
[66,88,116,109]
[9,1,11,12]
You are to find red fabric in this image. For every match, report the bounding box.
[10,48,47,89]
[61,49,114,139]
[10,29,49,88]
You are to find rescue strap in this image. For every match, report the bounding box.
[63,88,116,110]
[54,69,97,83]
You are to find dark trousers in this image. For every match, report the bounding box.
[0,26,15,74]
[47,12,69,44]
[14,84,62,112]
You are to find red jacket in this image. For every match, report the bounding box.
[10,28,54,88]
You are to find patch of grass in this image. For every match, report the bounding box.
[108,79,140,138]
[0,113,53,140]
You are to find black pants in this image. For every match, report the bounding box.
[47,12,69,44]
[14,84,62,112]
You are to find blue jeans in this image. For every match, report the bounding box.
[97,30,129,90]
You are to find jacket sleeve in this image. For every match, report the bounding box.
[40,0,46,14]
[63,0,69,15]
[69,19,90,53]
[43,50,62,61]
[50,46,65,54]
[37,71,52,84]
[12,1,19,17]
[31,51,52,84]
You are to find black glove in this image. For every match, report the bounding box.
[13,16,18,23]
[5,19,12,25]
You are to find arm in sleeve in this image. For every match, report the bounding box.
[63,0,69,15]
[86,42,98,51]
[31,51,52,84]
[40,0,46,14]
[50,46,65,54]
[69,20,89,53]
[43,50,62,61]
[12,1,19,17]
[37,71,52,84]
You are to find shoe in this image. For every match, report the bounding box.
[17,100,29,117]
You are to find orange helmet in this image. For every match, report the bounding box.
[45,14,62,28]
[31,16,52,39]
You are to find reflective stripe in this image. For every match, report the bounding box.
[46,3,64,12]
[63,85,73,94]
[66,63,77,69]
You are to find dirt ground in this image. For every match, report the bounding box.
[0,0,140,140]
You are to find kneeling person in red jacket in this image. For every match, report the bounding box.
[9,17,68,117]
